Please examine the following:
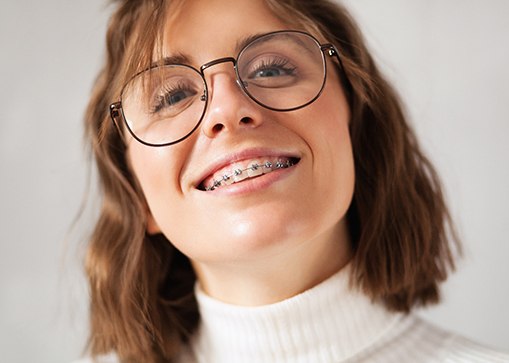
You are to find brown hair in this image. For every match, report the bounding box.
[83,0,460,362]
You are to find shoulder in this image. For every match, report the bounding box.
[71,349,195,363]
[71,353,119,363]
[409,317,509,363]
[358,314,509,363]
[441,334,509,362]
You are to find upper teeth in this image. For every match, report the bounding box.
[204,159,295,191]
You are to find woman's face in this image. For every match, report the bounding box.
[127,0,355,267]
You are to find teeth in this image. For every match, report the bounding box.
[247,163,263,178]
[262,161,273,174]
[222,174,233,186]
[233,169,248,183]
[204,158,296,191]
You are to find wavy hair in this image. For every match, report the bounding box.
[83,0,459,361]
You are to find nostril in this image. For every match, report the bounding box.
[240,117,252,124]
[212,124,224,133]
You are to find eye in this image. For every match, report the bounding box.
[151,81,198,114]
[248,57,296,80]
[253,66,284,78]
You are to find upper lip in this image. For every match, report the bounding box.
[193,147,301,189]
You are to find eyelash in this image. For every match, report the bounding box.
[249,57,297,77]
[151,81,196,113]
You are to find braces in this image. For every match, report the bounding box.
[205,159,295,191]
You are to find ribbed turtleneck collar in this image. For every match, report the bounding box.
[189,264,404,363]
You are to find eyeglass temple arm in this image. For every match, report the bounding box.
[110,102,127,144]
[321,43,347,73]
[321,43,352,99]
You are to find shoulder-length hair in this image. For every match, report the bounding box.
[83,0,459,361]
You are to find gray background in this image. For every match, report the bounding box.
[0,1,508,362]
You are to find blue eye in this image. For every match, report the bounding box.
[248,57,296,80]
[166,90,189,105]
[152,82,198,114]
[243,56,299,89]
[254,67,284,78]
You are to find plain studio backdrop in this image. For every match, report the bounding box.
[0,1,508,362]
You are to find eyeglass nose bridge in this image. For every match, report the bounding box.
[199,56,248,99]
[200,56,237,73]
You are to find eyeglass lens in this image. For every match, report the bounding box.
[120,31,326,146]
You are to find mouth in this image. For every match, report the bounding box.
[197,156,300,191]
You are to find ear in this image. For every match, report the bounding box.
[146,210,162,235]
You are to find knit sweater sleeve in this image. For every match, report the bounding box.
[440,334,509,362]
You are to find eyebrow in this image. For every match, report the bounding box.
[152,32,271,68]
[235,33,267,52]
[152,53,191,68]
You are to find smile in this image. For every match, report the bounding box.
[199,157,300,191]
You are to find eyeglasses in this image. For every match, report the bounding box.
[109,30,343,147]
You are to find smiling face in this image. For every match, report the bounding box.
[126,0,355,278]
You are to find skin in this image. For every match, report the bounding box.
[127,0,355,306]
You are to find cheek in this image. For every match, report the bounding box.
[318,119,354,215]
[301,83,354,217]
[129,147,170,191]
[315,104,352,180]
[127,144,186,224]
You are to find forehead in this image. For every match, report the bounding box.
[161,0,292,64]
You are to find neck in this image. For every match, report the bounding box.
[190,262,404,363]
[192,219,352,306]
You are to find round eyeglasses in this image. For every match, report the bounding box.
[109,30,343,147]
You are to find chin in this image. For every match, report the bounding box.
[180,207,326,263]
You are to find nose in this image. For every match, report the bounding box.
[200,62,264,139]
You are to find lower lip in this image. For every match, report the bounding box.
[203,163,298,197]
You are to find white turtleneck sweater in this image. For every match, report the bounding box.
[178,265,508,363]
[76,266,509,363]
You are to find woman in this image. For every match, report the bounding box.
[79,0,509,362]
